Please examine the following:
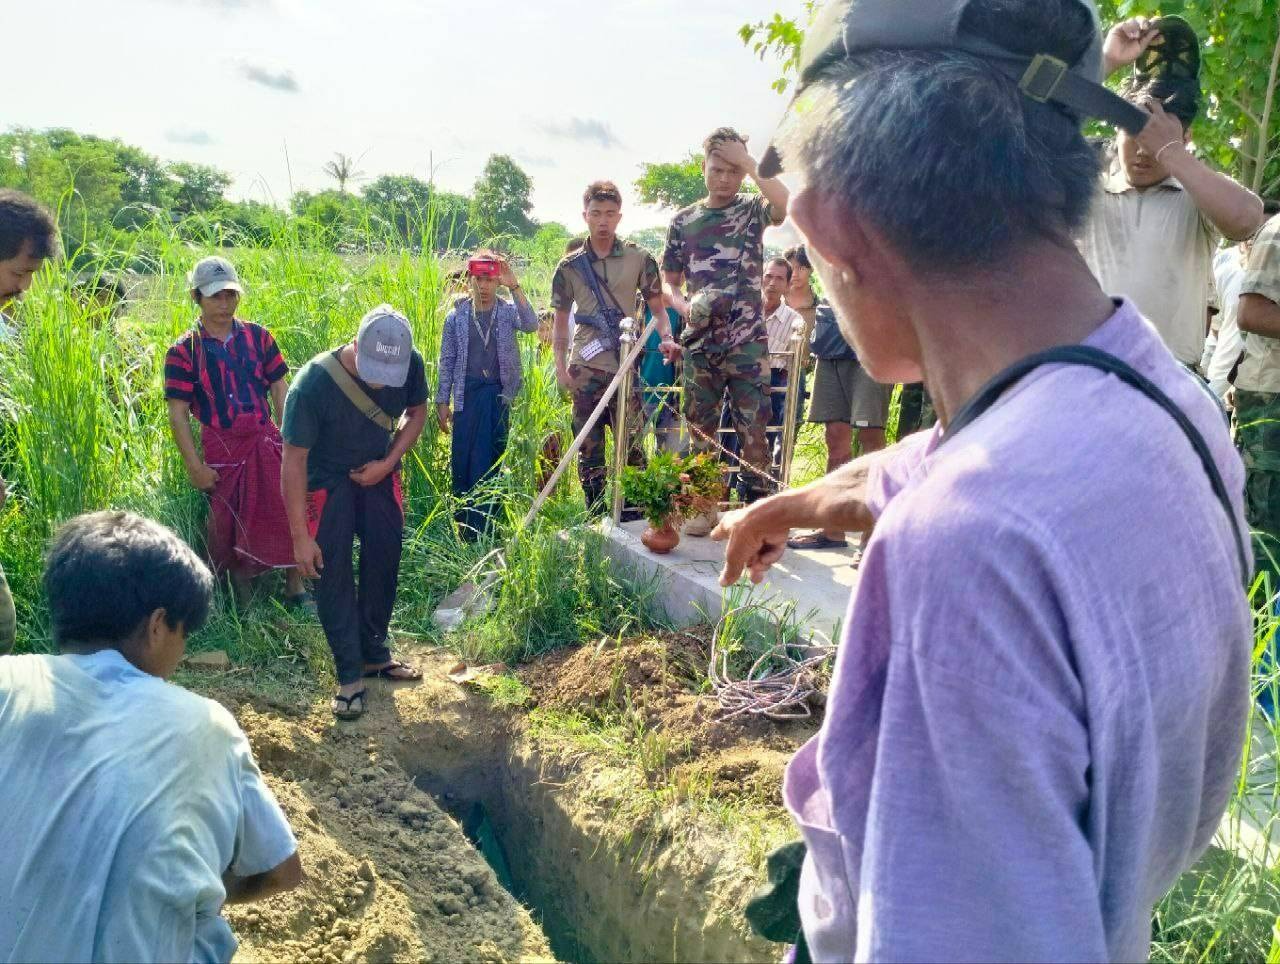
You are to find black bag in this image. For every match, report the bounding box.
[809,303,857,361]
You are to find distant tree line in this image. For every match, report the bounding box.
[0,129,566,260]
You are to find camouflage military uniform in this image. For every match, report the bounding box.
[663,193,782,498]
[551,239,661,510]
[1235,214,1280,582]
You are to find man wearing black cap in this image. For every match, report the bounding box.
[1080,16,1264,368]
[714,0,1250,959]
[282,306,428,720]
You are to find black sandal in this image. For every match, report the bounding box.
[332,689,367,721]
[786,532,849,551]
[362,660,422,681]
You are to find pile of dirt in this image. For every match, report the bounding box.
[204,694,551,964]
[520,629,819,800]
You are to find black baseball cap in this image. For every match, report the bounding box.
[758,0,1150,178]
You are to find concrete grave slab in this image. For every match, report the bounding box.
[599,519,859,643]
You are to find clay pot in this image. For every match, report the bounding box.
[640,520,680,554]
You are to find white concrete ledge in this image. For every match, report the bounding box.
[598,519,857,644]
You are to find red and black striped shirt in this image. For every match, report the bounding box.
[164,320,289,429]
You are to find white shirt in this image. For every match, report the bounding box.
[1206,248,1247,398]
[764,301,803,370]
[1079,162,1216,365]
[0,650,297,963]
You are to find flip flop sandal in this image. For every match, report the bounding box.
[283,591,318,617]
[362,660,422,681]
[849,548,864,570]
[786,532,849,551]
[332,689,367,721]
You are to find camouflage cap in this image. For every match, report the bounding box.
[758,0,1149,178]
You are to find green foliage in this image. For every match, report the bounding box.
[622,451,724,528]
[322,152,365,194]
[628,226,667,256]
[469,154,536,242]
[509,222,573,275]
[1095,0,1280,196]
[634,153,706,210]
[168,162,232,219]
[739,1,1280,196]
[738,5,816,94]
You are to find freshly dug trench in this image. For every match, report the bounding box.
[392,637,810,963]
[202,695,552,964]
[195,632,807,963]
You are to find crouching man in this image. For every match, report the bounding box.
[0,511,302,963]
[282,306,428,721]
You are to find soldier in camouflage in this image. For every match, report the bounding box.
[1235,213,1280,583]
[552,181,679,512]
[662,128,790,530]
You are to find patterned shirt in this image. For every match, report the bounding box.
[1235,215,1280,393]
[764,302,804,369]
[550,238,661,373]
[164,320,288,429]
[662,193,780,351]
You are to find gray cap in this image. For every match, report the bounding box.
[189,256,243,298]
[758,0,1149,178]
[355,304,413,388]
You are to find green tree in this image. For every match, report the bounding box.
[628,226,668,256]
[512,221,573,272]
[740,2,1280,197]
[634,153,707,209]
[362,173,433,242]
[323,152,365,194]
[290,188,369,248]
[469,154,536,241]
[168,162,232,217]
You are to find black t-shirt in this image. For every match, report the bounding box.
[282,348,428,490]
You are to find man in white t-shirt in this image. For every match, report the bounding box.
[1078,17,1263,366]
[762,257,804,459]
[0,511,302,963]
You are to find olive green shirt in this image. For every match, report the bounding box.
[550,238,661,373]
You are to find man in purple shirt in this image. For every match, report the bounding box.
[715,0,1252,960]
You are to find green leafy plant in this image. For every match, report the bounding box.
[622,452,725,529]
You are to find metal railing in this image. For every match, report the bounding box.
[609,316,810,524]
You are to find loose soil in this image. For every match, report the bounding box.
[194,626,818,963]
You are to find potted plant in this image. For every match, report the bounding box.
[622,452,724,554]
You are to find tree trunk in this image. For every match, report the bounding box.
[1253,9,1280,196]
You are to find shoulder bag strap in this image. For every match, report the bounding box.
[317,351,396,432]
[942,344,1249,579]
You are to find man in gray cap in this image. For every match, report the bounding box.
[715,0,1250,960]
[282,305,428,720]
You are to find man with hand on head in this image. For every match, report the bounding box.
[165,256,309,611]
[663,129,789,532]
[0,189,58,651]
[0,511,301,963]
[1079,15,1263,368]
[435,251,538,538]
[282,306,428,721]
[716,0,1251,958]
[551,180,678,513]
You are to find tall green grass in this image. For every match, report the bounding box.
[4,203,1280,960]
[0,203,624,670]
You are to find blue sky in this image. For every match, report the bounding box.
[6,0,805,229]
